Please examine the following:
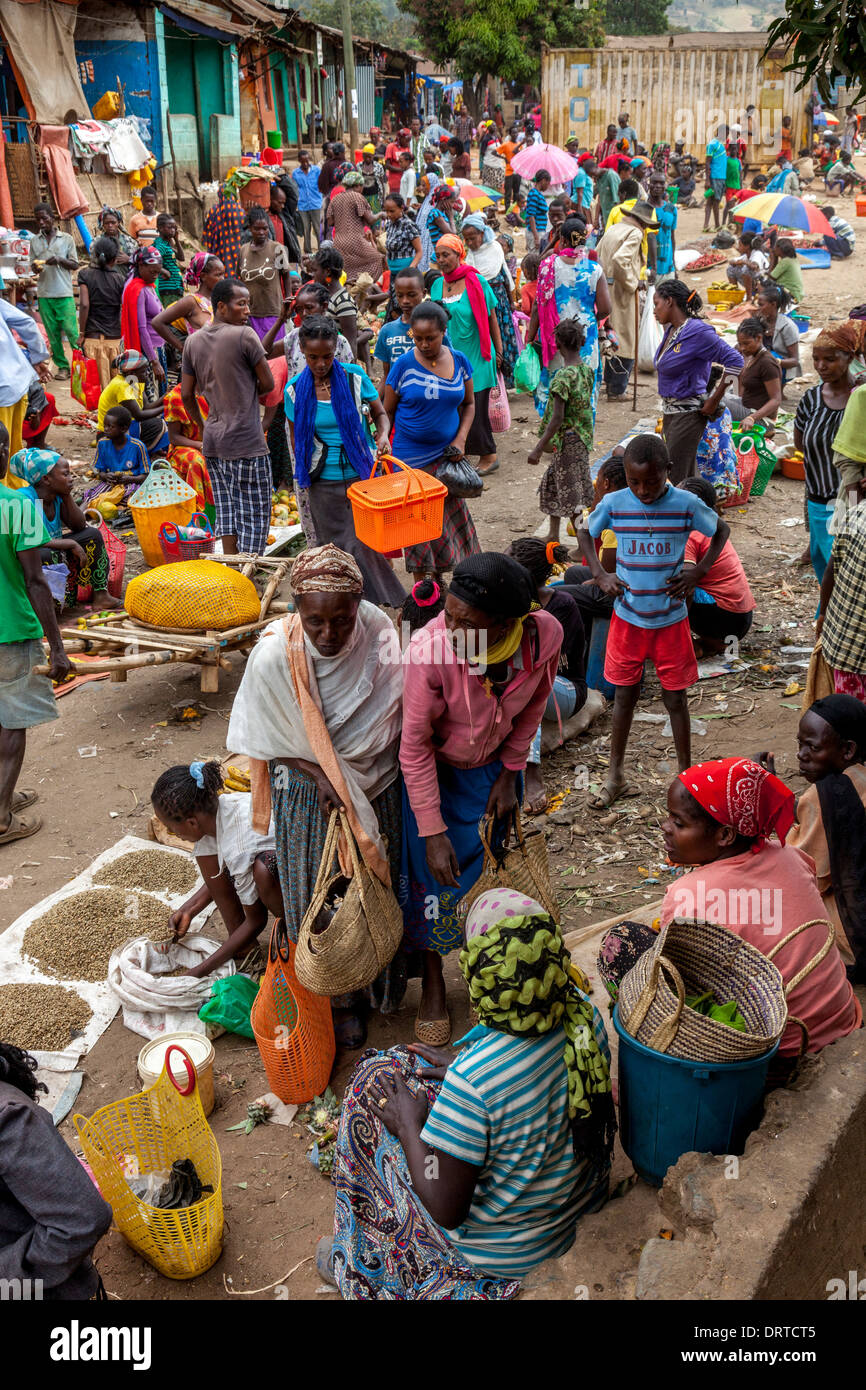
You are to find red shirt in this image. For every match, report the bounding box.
[685,531,755,613]
[384,142,404,192]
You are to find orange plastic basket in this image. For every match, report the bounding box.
[250,920,336,1104]
[347,452,447,553]
[73,1045,223,1280]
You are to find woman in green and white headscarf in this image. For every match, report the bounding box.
[319,887,615,1301]
[325,168,385,281]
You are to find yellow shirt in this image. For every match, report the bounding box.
[601,528,617,552]
[605,198,657,261]
[97,376,144,430]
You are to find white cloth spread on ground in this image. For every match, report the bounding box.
[227,602,403,861]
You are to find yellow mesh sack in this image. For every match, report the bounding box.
[125,560,261,631]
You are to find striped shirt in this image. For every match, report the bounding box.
[830,214,856,247]
[795,385,845,503]
[587,483,718,628]
[421,1017,610,1279]
[525,187,549,233]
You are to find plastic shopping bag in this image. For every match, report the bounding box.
[198,974,260,1038]
[637,290,663,371]
[514,344,542,395]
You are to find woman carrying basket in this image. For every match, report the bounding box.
[227,545,405,1049]
[400,552,561,1043]
[284,314,405,607]
[597,757,860,1082]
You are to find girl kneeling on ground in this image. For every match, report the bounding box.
[150,760,283,978]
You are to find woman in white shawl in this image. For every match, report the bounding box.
[462,213,519,387]
[228,544,404,1047]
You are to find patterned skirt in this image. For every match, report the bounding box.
[596,920,660,1001]
[332,1046,520,1301]
[696,408,740,501]
[403,490,481,575]
[270,765,407,1012]
[168,444,215,512]
[489,270,518,389]
[538,429,592,519]
[833,670,866,703]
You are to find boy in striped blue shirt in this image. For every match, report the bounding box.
[525,171,551,251]
[577,433,729,808]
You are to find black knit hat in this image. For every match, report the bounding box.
[449,553,535,620]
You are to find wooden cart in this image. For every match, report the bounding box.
[39,555,294,693]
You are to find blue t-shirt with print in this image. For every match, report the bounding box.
[387,347,473,468]
[587,482,718,629]
[373,319,414,369]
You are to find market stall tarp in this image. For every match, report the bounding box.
[0,0,90,124]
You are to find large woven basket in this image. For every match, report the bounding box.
[459,808,559,924]
[618,917,788,1062]
[295,808,404,996]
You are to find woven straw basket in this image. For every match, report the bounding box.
[295,808,404,996]
[459,808,559,924]
[618,916,790,1062]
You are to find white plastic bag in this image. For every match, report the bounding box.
[107,935,235,1040]
[637,290,663,371]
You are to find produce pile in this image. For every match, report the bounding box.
[270,489,299,529]
[0,983,93,1052]
[23,888,171,982]
[93,849,199,896]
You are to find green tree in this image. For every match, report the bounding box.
[764,0,866,102]
[396,0,605,120]
[604,0,671,35]
[300,0,417,49]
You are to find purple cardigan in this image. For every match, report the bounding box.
[654,318,744,401]
[136,284,163,363]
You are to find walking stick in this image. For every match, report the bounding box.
[632,290,639,411]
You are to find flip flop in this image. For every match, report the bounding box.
[589,784,639,811]
[0,812,43,846]
[415,1013,451,1047]
[11,789,37,813]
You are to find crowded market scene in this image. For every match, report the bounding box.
[0,0,865,1337]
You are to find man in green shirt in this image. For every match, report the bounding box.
[30,202,79,377]
[0,423,71,844]
[153,212,186,307]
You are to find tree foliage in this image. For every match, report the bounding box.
[395,0,605,116]
[300,0,418,51]
[604,0,671,36]
[764,0,866,103]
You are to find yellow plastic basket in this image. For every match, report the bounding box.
[73,1045,223,1280]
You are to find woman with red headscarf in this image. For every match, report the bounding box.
[430,234,504,476]
[598,757,860,1077]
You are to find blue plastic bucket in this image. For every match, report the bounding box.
[790,312,810,335]
[796,247,831,269]
[613,1005,779,1186]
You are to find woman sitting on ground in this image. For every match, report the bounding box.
[509,538,588,815]
[9,449,121,612]
[150,761,283,978]
[598,757,861,1083]
[723,317,783,427]
[320,887,615,1300]
[769,237,805,304]
[0,1042,112,1298]
[677,477,756,656]
[400,552,561,1042]
[775,695,866,983]
[227,544,404,1047]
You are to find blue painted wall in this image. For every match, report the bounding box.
[73,2,163,161]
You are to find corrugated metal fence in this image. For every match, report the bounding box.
[541,39,805,160]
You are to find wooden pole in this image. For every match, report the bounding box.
[340,0,360,156]
[632,289,639,411]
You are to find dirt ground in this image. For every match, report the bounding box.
[4,186,863,1301]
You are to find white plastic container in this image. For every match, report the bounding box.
[137,1032,215,1116]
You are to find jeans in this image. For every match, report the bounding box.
[298,208,321,253]
[528,676,579,764]
[823,233,853,259]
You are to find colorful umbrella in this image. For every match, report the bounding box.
[451,177,501,209]
[511,143,580,182]
[731,193,833,236]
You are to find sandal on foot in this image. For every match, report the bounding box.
[477,461,499,476]
[589,784,639,811]
[11,789,37,813]
[0,812,43,845]
[415,1013,451,1047]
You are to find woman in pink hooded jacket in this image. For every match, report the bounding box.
[399,552,562,1044]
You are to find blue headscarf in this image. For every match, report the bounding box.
[291,362,375,490]
[462,212,494,244]
[10,448,62,485]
